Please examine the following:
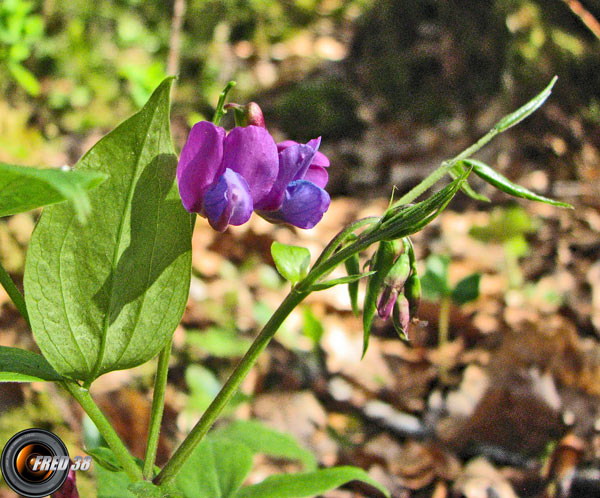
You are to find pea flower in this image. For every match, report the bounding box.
[177,110,330,231]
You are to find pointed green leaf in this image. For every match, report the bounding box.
[234,467,389,498]
[24,78,193,383]
[363,241,397,356]
[216,420,317,472]
[464,159,572,208]
[420,254,451,300]
[344,253,361,316]
[0,346,62,382]
[309,271,375,291]
[0,162,107,223]
[493,77,557,132]
[450,163,490,202]
[451,273,481,305]
[175,439,253,498]
[271,242,311,285]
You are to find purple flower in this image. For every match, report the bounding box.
[177,122,330,231]
[51,467,79,498]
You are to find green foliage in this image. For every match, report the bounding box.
[420,254,481,306]
[271,242,311,285]
[452,273,482,305]
[187,327,252,358]
[24,78,192,384]
[302,307,324,345]
[184,364,248,417]
[344,252,361,315]
[0,346,62,382]
[0,162,107,222]
[363,240,398,354]
[469,205,537,245]
[217,420,317,471]
[0,0,43,95]
[234,467,389,498]
[463,158,572,208]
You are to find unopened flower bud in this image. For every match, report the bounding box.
[404,272,421,316]
[224,102,265,128]
[392,293,410,340]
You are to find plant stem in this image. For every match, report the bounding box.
[62,381,142,481]
[0,261,29,326]
[155,167,467,486]
[394,127,499,206]
[143,338,172,480]
[154,289,308,486]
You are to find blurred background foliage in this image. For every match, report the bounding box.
[0,0,598,165]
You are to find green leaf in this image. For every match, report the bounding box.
[344,253,361,316]
[216,420,317,472]
[0,162,107,222]
[87,447,124,473]
[450,163,490,202]
[175,438,253,498]
[271,242,311,285]
[302,307,324,345]
[363,241,398,357]
[451,273,481,305]
[97,464,137,498]
[463,159,572,209]
[420,254,450,300]
[8,61,40,96]
[186,327,252,358]
[129,481,183,498]
[0,346,62,382]
[493,76,557,132]
[234,467,389,498]
[309,271,375,291]
[24,77,193,383]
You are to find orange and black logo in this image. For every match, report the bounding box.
[1,428,90,497]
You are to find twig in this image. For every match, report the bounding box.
[562,0,600,40]
[167,0,187,76]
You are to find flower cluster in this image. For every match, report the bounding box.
[375,239,421,337]
[177,104,330,232]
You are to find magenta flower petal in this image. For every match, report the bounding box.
[273,180,330,229]
[306,138,330,167]
[256,142,318,211]
[222,126,278,204]
[279,138,330,168]
[177,122,226,213]
[203,168,253,231]
[304,165,328,188]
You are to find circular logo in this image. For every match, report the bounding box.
[1,428,70,497]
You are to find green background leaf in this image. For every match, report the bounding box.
[24,78,192,383]
[0,162,107,222]
[420,254,450,300]
[175,438,254,498]
[0,346,62,382]
[451,273,481,305]
[217,420,317,472]
[271,242,311,285]
[233,467,389,498]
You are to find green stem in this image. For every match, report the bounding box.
[0,261,29,326]
[154,289,308,485]
[394,126,499,206]
[155,161,468,486]
[62,381,142,481]
[212,81,236,125]
[143,338,172,480]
